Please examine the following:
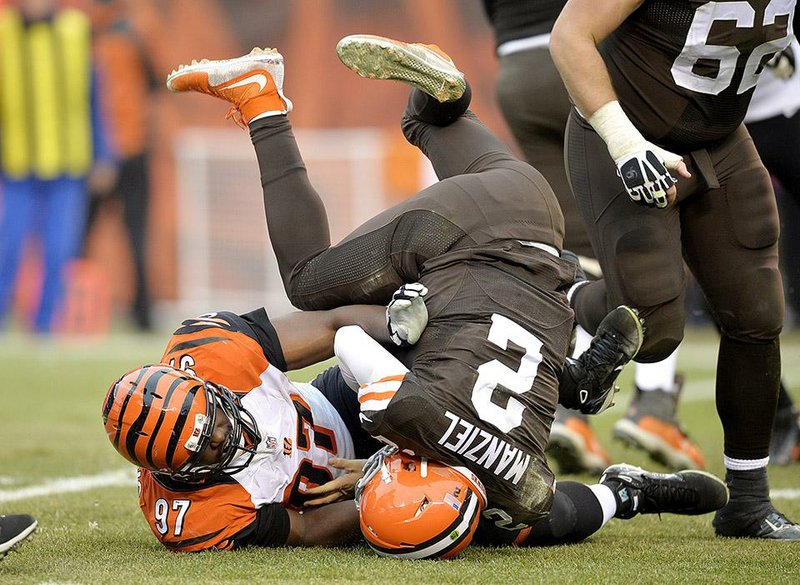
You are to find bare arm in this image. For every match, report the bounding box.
[286,500,360,546]
[551,0,689,207]
[271,305,390,371]
[550,0,642,118]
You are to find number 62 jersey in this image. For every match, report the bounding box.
[603,0,795,151]
[137,309,356,552]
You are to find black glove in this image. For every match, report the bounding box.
[616,150,677,209]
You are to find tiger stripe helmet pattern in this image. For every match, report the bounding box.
[357,451,487,559]
[102,365,260,482]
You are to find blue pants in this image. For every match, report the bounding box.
[0,176,87,332]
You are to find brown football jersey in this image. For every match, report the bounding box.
[602,0,795,151]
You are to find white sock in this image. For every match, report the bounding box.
[724,456,769,471]
[571,325,593,358]
[249,110,287,123]
[588,484,618,526]
[635,348,679,392]
[567,280,590,304]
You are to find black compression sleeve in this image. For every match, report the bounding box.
[230,503,291,549]
[240,307,288,371]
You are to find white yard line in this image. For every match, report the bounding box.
[0,470,134,503]
[772,488,800,500]
[0,470,797,504]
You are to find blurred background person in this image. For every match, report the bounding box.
[744,38,800,466]
[481,0,703,475]
[86,0,156,331]
[0,0,116,333]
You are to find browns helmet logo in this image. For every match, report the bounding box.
[357,452,486,559]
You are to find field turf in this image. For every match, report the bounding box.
[1,327,798,584]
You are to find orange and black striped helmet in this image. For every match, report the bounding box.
[101,365,261,482]
[357,449,487,559]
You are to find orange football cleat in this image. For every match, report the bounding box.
[336,34,466,102]
[613,377,706,470]
[166,47,292,127]
[547,406,611,475]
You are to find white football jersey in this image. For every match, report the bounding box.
[138,309,354,552]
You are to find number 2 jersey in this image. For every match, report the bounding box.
[137,309,356,552]
[602,0,795,151]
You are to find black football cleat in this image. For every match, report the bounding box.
[559,305,644,414]
[714,506,800,540]
[0,514,37,559]
[600,463,729,519]
[713,467,800,540]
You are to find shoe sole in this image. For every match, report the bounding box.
[0,520,37,558]
[336,34,465,102]
[166,49,283,92]
[548,424,607,475]
[613,418,702,470]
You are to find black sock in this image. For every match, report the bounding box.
[716,336,780,459]
[405,82,472,126]
[723,467,771,509]
[522,482,605,546]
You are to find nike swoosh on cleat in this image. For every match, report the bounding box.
[224,73,268,92]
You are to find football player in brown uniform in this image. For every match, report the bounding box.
[551,0,799,539]
[483,0,708,476]
[164,34,732,548]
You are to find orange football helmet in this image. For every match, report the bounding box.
[357,449,487,559]
[102,365,261,482]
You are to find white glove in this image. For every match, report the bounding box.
[615,149,678,209]
[386,283,428,347]
[589,101,682,209]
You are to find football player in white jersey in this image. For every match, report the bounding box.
[102,296,427,552]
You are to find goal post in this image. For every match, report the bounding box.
[173,127,394,319]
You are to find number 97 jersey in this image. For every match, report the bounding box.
[138,308,356,552]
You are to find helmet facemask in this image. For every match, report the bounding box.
[171,382,262,482]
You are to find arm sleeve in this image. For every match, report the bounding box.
[239,308,288,371]
[334,325,409,386]
[230,503,291,549]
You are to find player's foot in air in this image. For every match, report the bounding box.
[560,305,645,415]
[713,468,800,540]
[0,515,37,560]
[336,34,466,102]
[547,405,610,475]
[600,464,728,519]
[613,375,706,470]
[166,47,292,126]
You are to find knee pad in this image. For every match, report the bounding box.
[611,220,685,308]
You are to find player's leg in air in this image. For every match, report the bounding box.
[168,43,529,311]
[167,38,728,547]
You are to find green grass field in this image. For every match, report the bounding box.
[1,327,798,584]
